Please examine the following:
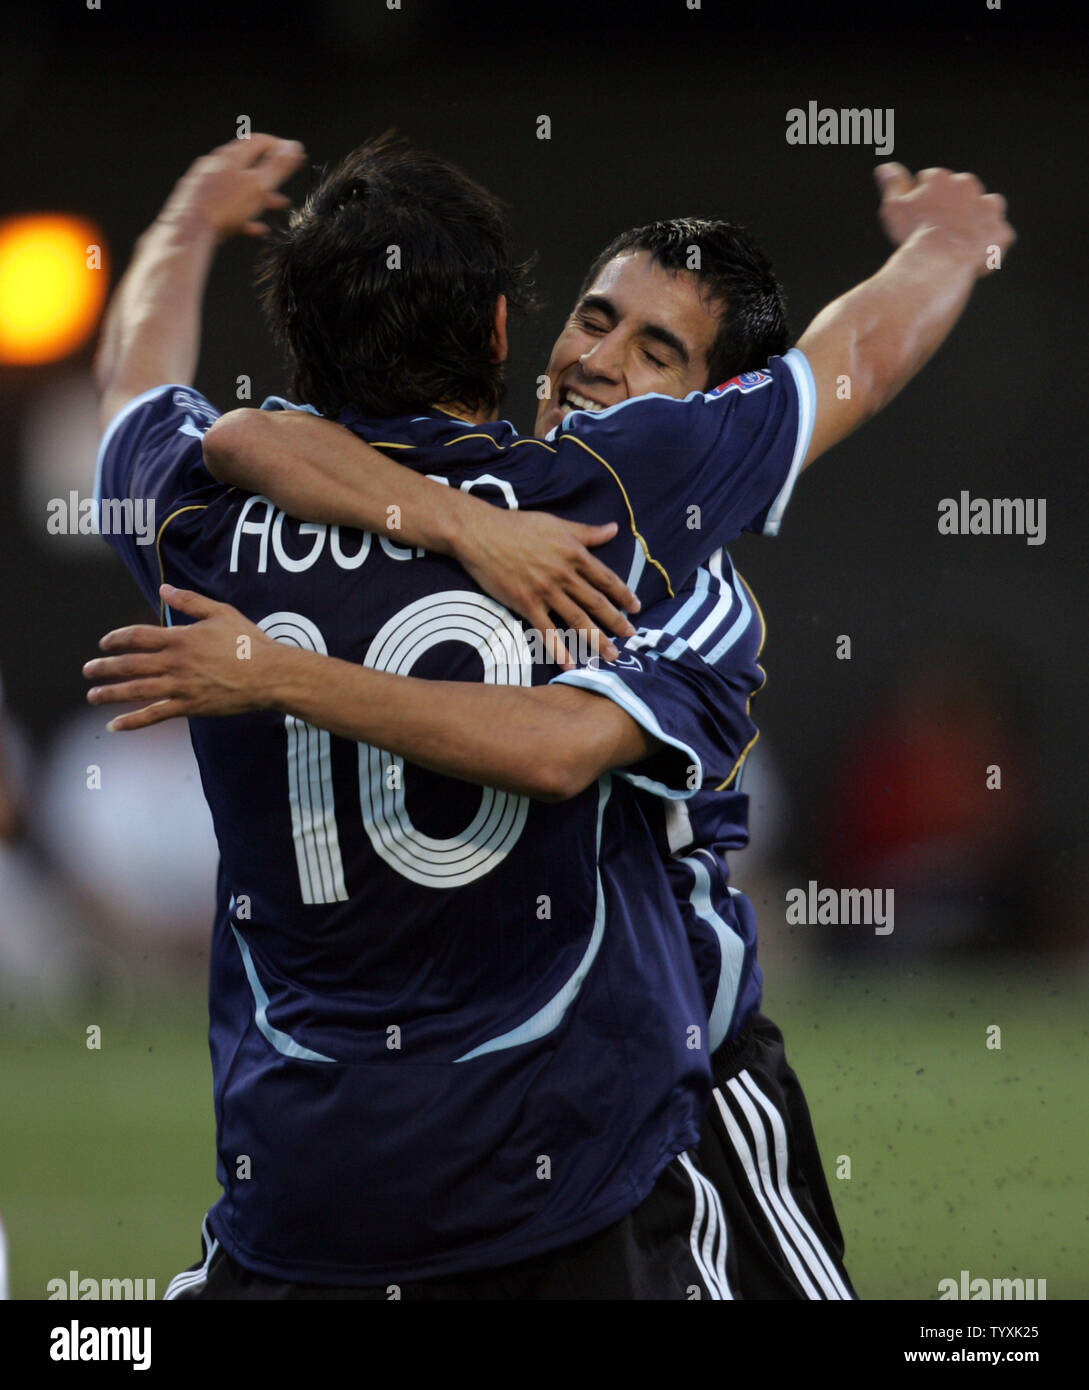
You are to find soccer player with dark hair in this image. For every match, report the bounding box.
[88,133,1013,1297]
[565,214,792,387]
[256,132,539,422]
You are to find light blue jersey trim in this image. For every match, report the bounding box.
[680,851,745,1052]
[454,776,613,1062]
[625,543,646,594]
[662,550,736,661]
[683,551,734,653]
[93,383,188,509]
[660,564,713,661]
[554,387,685,434]
[259,397,322,415]
[551,668,704,800]
[763,348,816,537]
[702,554,754,666]
[230,922,336,1064]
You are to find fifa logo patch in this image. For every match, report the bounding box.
[708,370,772,398]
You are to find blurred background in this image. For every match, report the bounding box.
[1,0,1086,1300]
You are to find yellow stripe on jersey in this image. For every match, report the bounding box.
[442,433,554,452]
[736,570,768,666]
[433,429,674,596]
[716,730,760,791]
[155,504,208,624]
[560,434,674,597]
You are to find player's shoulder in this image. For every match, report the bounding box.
[545,354,799,457]
[547,389,681,446]
[705,367,776,398]
[95,383,222,504]
[700,349,813,405]
[337,407,555,478]
[101,383,217,451]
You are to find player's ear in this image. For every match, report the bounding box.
[490,294,509,365]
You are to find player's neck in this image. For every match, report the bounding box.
[432,399,497,426]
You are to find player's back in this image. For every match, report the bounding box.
[97,351,814,1281]
[98,387,711,1284]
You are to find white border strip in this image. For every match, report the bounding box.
[763,348,816,537]
[550,668,704,800]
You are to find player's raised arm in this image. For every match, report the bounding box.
[796,162,1015,469]
[204,408,640,657]
[94,136,306,431]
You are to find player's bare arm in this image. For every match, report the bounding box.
[94,135,307,431]
[797,162,1015,468]
[204,409,640,661]
[83,586,655,802]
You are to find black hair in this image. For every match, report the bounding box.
[257,133,537,418]
[578,218,789,386]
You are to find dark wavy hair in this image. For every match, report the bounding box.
[257,133,538,418]
[579,217,790,385]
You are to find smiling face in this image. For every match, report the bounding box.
[534,250,724,438]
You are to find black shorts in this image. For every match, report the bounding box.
[695,1011,857,1300]
[165,1012,854,1300]
[164,1153,732,1301]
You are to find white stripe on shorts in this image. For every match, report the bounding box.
[678,1151,733,1300]
[164,1215,219,1301]
[714,1071,850,1299]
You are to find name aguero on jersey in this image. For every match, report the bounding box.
[47,491,156,546]
[230,494,423,572]
[230,484,516,573]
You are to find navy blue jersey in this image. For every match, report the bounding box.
[554,550,770,1049]
[93,348,813,1282]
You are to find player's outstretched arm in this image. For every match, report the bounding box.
[94,136,306,432]
[84,586,653,802]
[205,409,640,660]
[796,162,1015,469]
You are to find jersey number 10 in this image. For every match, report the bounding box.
[259,592,534,896]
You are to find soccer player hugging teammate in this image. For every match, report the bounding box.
[88,135,1013,1298]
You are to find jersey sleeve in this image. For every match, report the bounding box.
[94,385,222,607]
[550,348,815,597]
[549,550,764,800]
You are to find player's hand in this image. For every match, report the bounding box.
[158,135,307,242]
[457,510,641,670]
[875,163,1015,275]
[83,586,275,730]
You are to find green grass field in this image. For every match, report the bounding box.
[3,963,1086,1300]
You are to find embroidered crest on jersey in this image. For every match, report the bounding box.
[707,370,773,398]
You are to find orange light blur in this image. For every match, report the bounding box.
[0,215,108,365]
